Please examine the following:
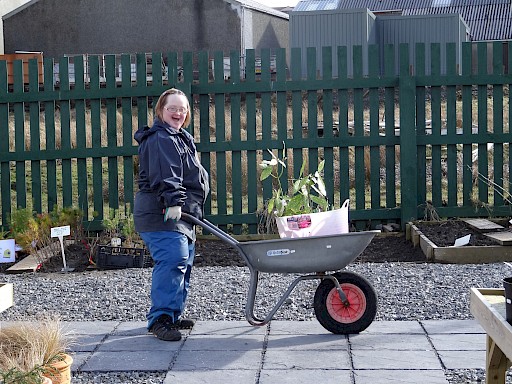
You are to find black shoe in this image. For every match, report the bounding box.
[176,318,195,329]
[149,315,181,341]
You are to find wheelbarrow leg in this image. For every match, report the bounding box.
[245,272,334,327]
[245,269,266,325]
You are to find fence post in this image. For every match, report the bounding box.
[399,44,418,227]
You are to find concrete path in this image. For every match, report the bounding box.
[24,319,489,383]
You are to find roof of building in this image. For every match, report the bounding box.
[293,0,511,40]
[230,0,290,18]
[4,0,289,21]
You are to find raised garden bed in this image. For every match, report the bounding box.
[407,219,512,263]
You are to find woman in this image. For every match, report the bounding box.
[134,88,209,341]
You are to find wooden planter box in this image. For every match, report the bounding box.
[407,221,512,264]
[0,283,14,314]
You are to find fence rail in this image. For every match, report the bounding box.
[0,42,511,234]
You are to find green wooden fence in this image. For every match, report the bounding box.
[0,42,511,234]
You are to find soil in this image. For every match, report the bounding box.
[6,220,508,274]
[413,220,508,247]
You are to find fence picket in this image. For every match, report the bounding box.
[58,56,73,208]
[385,44,398,209]
[89,55,103,222]
[44,58,57,213]
[213,51,227,231]
[229,50,242,234]
[29,59,42,213]
[74,56,88,217]
[243,49,259,232]
[492,41,504,206]
[13,60,26,208]
[0,60,10,225]
[321,46,335,206]
[337,46,350,205]
[477,42,489,203]
[461,43,473,207]
[446,43,458,207]
[431,43,443,208]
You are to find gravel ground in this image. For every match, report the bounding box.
[1,261,512,383]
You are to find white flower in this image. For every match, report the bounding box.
[260,159,278,167]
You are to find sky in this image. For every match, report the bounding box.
[256,0,300,7]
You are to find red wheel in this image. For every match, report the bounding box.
[314,271,377,334]
[326,283,367,323]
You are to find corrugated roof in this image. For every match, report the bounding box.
[294,0,341,11]
[403,3,512,40]
[321,0,512,40]
[234,0,289,18]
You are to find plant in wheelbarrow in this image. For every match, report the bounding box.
[259,144,350,238]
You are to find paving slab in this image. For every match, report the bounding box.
[165,370,257,384]
[268,320,332,334]
[421,319,484,334]
[259,369,352,384]
[351,349,442,370]
[63,320,119,335]
[81,350,175,371]
[349,333,432,350]
[361,320,425,334]
[98,334,182,352]
[70,334,105,352]
[438,350,487,369]
[114,321,148,335]
[192,320,267,335]
[70,352,91,372]
[172,350,262,371]
[266,333,348,350]
[263,349,350,369]
[429,333,486,351]
[182,333,265,351]
[353,369,448,384]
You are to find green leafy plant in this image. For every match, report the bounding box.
[0,365,47,384]
[260,145,330,218]
[101,204,140,247]
[0,227,10,240]
[8,206,86,266]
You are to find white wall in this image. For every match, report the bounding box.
[0,0,31,53]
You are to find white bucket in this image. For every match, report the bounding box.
[275,199,350,238]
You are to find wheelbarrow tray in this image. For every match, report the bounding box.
[237,231,379,273]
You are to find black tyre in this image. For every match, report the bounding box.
[314,271,377,334]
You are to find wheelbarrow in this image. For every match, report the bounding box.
[182,213,380,334]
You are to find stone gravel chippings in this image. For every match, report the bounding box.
[1,261,512,383]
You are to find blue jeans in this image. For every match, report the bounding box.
[139,231,195,329]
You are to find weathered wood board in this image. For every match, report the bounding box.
[463,218,504,232]
[485,232,512,246]
[6,254,40,273]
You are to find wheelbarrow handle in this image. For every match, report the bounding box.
[181,212,239,247]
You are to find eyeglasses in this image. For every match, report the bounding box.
[164,106,188,114]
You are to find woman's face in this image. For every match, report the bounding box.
[162,93,189,130]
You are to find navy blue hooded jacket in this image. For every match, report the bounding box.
[133,118,209,240]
